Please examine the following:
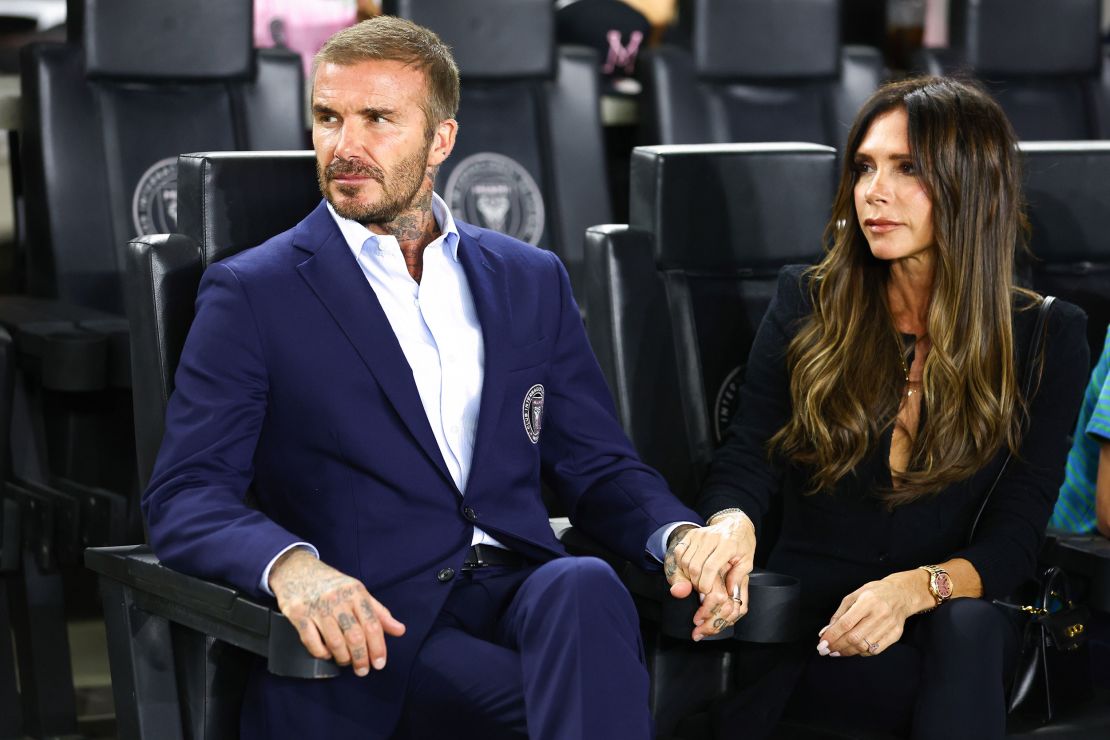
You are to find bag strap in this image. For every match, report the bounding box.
[967,296,1056,545]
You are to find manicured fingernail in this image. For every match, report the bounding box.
[698,593,705,603]
[356,666,369,677]
[373,657,386,670]
[818,624,829,637]
[830,651,841,657]
[816,640,829,656]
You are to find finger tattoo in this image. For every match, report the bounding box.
[338,613,355,631]
[713,617,726,630]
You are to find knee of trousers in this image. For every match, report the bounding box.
[527,556,637,620]
[923,598,1008,654]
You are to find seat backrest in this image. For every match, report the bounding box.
[585,143,837,504]
[386,0,611,288]
[127,151,320,489]
[1021,141,1110,363]
[21,0,306,315]
[639,0,882,149]
[924,0,1109,140]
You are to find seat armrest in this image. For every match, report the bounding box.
[551,518,803,642]
[0,296,127,391]
[85,545,338,679]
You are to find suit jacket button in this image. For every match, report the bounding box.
[463,506,477,521]
[437,568,455,583]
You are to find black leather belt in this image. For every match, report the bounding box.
[461,544,529,570]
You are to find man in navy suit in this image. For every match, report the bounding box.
[143,16,753,740]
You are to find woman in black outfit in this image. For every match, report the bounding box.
[670,77,1090,738]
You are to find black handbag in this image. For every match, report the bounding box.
[997,565,1093,721]
[965,297,1093,721]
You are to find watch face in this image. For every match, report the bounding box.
[935,572,953,600]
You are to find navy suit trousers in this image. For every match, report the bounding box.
[395,556,652,740]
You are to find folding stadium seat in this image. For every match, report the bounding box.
[637,0,884,148]
[384,0,612,292]
[3,0,305,735]
[1021,141,1110,358]
[917,0,1110,140]
[583,143,836,734]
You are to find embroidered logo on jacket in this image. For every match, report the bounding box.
[522,384,545,444]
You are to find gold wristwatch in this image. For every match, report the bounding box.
[919,564,953,608]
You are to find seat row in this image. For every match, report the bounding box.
[2,0,1110,736]
[78,138,1110,740]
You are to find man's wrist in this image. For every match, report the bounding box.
[667,524,698,550]
[706,507,748,526]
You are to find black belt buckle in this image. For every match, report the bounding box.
[462,544,525,570]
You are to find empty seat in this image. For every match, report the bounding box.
[638,0,883,148]
[918,0,1110,140]
[1021,141,1110,361]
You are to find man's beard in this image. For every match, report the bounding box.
[318,142,431,226]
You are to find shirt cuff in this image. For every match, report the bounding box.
[259,542,319,596]
[645,521,700,563]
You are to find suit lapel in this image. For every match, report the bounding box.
[457,224,512,494]
[294,202,456,489]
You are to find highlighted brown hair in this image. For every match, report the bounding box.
[771,76,1037,506]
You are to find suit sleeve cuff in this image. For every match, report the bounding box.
[646,521,700,563]
[259,542,319,596]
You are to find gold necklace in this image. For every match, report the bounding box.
[898,336,923,398]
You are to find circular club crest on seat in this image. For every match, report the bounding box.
[132,157,179,235]
[444,152,545,245]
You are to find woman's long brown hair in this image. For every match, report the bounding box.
[770,76,1036,506]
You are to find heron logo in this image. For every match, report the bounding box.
[132,157,179,236]
[444,153,545,245]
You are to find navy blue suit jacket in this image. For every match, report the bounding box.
[143,200,699,738]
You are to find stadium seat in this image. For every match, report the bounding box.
[384,0,611,292]
[583,142,836,734]
[1021,141,1110,359]
[3,0,305,735]
[637,0,883,148]
[917,0,1110,140]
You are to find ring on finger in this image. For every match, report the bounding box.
[866,640,880,654]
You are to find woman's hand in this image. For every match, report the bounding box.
[665,511,757,640]
[818,570,932,657]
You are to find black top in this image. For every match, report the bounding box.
[698,265,1089,626]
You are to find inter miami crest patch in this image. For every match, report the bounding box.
[131,157,179,236]
[522,384,545,444]
[444,152,546,245]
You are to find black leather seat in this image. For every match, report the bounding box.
[91,151,332,740]
[638,0,883,148]
[585,143,836,504]
[385,0,611,291]
[917,0,1110,140]
[1021,141,1110,361]
[583,143,836,734]
[2,1,305,736]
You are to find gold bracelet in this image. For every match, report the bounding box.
[707,507,745,525]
